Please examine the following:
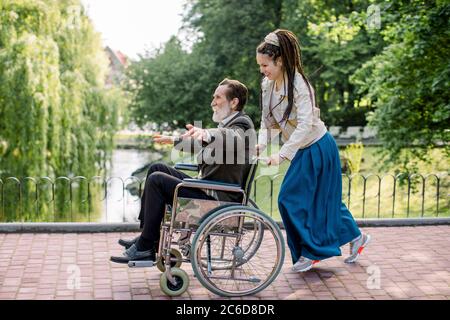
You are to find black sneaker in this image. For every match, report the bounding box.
[118,236,140,249]
[110,244,156,264]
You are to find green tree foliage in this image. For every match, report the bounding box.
[0,0,127,221]
[352,0,450,172]
[183,0,283,121]
[281,0,386,125]
[127,37,214,128]
[0,0,125,178]
[126,0,448,172]
[127,0,385,128]
[342,142,364,174]
[127,0,284,128]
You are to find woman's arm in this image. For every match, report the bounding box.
[278,80,315,161]
[257,116,281,155]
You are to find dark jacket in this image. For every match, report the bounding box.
[174,112,256,203]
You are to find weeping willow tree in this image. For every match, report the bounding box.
[0,0,126,221]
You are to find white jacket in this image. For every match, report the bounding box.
[258,72,327,160]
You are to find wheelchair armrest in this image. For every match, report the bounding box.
[174,163,199,172]
[180,178,243,193]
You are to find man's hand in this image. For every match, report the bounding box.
[153,134,174,145]
[182,124,207,142]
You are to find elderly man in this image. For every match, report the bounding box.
[110,78,255,263]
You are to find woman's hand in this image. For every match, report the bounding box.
[153,134,174,145]
[265,153,285,166]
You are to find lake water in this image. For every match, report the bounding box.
[101,148,155,223]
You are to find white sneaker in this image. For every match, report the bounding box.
[344,233,371,264]
[292,256,320,272]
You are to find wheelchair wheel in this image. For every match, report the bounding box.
[191,205,285,297]
[156,248,182,272]
[243,198,264,263]
[197,201,264,270]
[159,267,189,296]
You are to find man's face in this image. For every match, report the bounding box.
[211,85,233,123]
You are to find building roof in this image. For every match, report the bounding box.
[115,50,128,67]
[105,46,129,68]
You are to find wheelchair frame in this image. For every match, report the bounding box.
[128,162,285,297]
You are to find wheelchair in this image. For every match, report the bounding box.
[127,160,285,297]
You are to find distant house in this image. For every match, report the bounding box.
[105,46,129,87]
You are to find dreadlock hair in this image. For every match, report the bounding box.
[257,29,317,122]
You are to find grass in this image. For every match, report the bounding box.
[173,144,448,221]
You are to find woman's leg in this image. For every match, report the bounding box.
[278,133,361,264]
[278,146,343,263]
[338,202,361,246]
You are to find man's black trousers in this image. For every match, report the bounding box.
[137,163,214,249]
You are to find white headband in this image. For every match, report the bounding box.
[264,32,279,47]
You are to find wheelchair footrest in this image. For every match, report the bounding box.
[128,260,156,268]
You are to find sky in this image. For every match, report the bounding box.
[81,0,186,59]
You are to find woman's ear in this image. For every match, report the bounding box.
[275,57,283,67]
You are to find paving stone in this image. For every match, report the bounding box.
[0,226,448,300]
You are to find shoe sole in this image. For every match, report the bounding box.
[292,260,320,273]
[345,234,371,264]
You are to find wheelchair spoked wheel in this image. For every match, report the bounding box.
[241,199,264,263]
[159,267,189,296]
[198,201,264,271]
[191,205,285,297]
[156,248,183,272]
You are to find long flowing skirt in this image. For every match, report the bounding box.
[278,132,361,263]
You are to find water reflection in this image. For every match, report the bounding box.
[102,148,158,222]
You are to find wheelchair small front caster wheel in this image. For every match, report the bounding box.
[159,267,189,296]
[156,249,183,272]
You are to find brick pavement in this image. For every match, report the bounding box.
[0,226,449,300]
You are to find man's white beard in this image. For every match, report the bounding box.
[212,103,232,123]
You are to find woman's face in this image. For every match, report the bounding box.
[256,53,283,81]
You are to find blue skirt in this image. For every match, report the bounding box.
[278,132,361,263]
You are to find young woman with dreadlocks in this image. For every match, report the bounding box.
[256,29,371,272]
